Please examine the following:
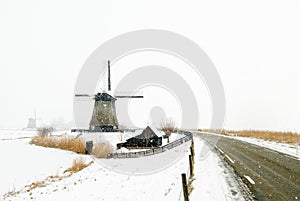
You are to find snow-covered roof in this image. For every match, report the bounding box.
[148,125,163,137]
[134,125,163,139]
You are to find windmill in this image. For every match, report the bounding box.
[25,109,41,129]
[75,60,143,132]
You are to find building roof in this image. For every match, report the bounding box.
[134,125,163,139]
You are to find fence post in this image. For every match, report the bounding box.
[190,147,194,164]
[85,141,93,154]
[181,173,189,201]
[191,138,195,154]
[189,155,194,177]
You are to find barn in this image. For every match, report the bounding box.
[117,126,163,149]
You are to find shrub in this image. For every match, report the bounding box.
[30,136,86,154]
[64,158,90,173]
[92,142,115,158]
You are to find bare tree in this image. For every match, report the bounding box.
[118,124,126,133]
[37,126,54,137]
[118,124,127,143]
[160,118,176,143]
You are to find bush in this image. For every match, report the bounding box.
[30,136,86,154]
[92,142,115,158]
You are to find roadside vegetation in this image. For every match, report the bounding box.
[201,129,300,145]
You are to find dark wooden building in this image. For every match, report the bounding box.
[117,126,162,149]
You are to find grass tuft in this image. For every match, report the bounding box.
[64,158,91,173]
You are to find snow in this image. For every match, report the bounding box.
[0,129,35,140]
[244,175,255,185]
[1,129,246,201]
[0,130,90,197]
[148,125,164,137]
[189,138,246,201]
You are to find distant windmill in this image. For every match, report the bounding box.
[75,60,143,132]
[26,109,40,129]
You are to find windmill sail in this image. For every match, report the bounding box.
[108,60,111,91]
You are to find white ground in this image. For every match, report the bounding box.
[1,129,246,201]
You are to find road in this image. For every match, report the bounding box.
[195,132,300,201]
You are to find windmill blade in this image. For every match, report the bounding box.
[74,94,94,97]
[115,95,144,98]
[74,94,95,101]
[114,91,143,96]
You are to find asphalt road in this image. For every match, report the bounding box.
[195,132,300,201]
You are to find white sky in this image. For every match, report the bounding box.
[0,0,300,131]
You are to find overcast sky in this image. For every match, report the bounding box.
[0,0,300,131]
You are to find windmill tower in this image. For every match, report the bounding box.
[26,109,40,129]
[75,60,143,132]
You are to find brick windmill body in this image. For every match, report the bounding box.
[75,61,143,132]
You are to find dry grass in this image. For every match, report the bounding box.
[28,181,46,190]
[188,177,195,194]
[202,129,300,144]
[4,186,19,198]
[4,181,46,199]
[30,136,86,154]
[64,158,91,173]
[92,142,115,158]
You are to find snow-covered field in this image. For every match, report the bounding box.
[0,129,36,140]
[1,129,246,200]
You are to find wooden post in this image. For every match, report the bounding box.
[189,155,194,177]
[190,147,194,164]
[191,138,195,156]
[191,138,194,148]
[181,173,189,201]
[85,141,93,154]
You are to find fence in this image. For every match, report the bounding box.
[177,138,195,201]
[106,130,193,159]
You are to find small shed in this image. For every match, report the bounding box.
[117,126,162,149]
